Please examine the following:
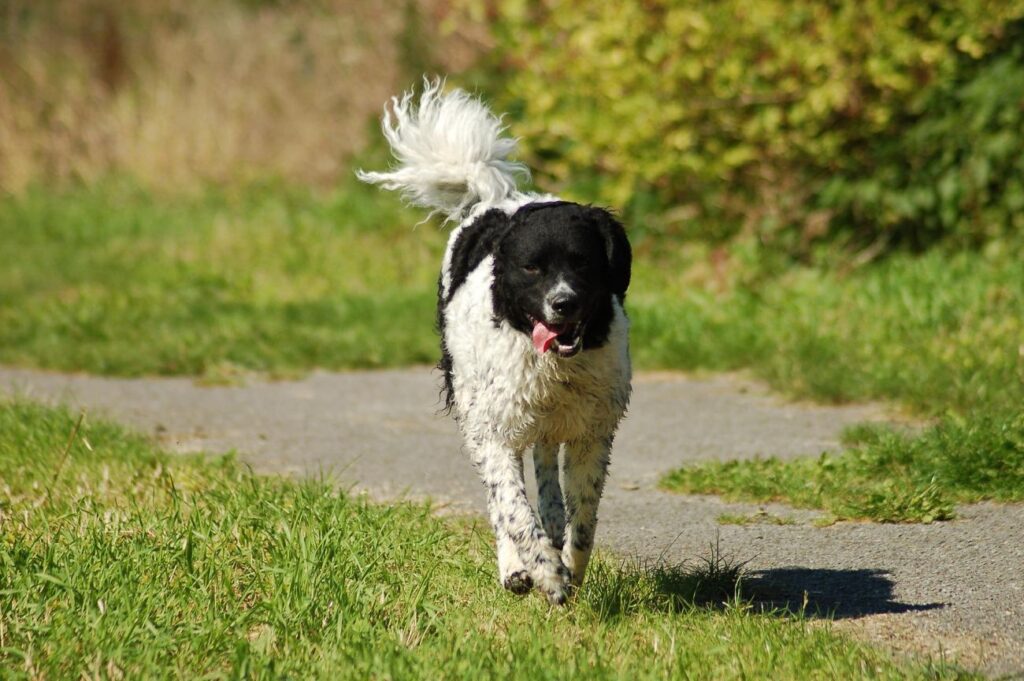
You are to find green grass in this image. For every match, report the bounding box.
[2,182,1022,522]
[0,179,442,377]
[664,413,1024,523]
[0,401,972,679]
[631,242,1024,416]
[635,240,1024,522]
[2,182,1020,412]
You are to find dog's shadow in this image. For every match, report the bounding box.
[742,567,945,619]
[581,559,945,621]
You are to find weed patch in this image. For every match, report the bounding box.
[717,510,799,527]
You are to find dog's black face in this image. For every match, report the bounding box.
[493,203,631,357]
[438,201,631,411]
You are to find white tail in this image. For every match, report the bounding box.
[357,78,529,222]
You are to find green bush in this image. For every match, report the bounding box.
[481,1,1024,250]
[819,24,1024,249]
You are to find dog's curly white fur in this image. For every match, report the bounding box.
[356,79,531,223]
[360,79,631,604]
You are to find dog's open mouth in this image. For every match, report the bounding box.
[530,318,584,358]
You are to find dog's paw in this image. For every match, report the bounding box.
[544,588,568,606]
[502,570,533,595]
[566,565,586,588]
[535,562,574,606]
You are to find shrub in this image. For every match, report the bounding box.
[819,23,1024,249]
[478,1,1024,250]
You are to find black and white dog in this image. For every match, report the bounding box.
[359,80,631,604]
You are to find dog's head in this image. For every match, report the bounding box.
[491,202,631,358]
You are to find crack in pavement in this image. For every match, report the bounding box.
[2,366,1021,676]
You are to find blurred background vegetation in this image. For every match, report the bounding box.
[4,0,1022,253]
[1,0,1022,420]
[485,0,1024,253]
[0,0,1022,527]
[0,0,483,192]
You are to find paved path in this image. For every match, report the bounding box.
[3,367,1021,676]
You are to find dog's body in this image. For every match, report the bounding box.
[359,81,631,604]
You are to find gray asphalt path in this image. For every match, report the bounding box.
[3,367,1021,676]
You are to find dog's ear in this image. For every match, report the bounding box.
[588,208,631,299]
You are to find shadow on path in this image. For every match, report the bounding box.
[744,568,946,619]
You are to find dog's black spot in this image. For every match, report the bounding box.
[437,209,513,413]
[446,209,514,302]
[436,273,454,413]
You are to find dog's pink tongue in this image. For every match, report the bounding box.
[531,320,561,354]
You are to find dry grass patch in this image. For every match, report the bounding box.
[0,0,484,193]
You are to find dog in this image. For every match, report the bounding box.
[359,80,631,604]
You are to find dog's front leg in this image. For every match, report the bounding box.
[472,439,571,604]
[562,437,612,587]
[495,454,531,595]
[533,443,565,550]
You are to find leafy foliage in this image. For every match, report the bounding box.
[480,1,1024,250]
[819,27,1024,248]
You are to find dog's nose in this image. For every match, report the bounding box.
[549,293,580,317]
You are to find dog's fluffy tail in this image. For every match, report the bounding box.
[357,78,529,222]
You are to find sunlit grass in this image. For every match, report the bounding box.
[662,412,1024,523]
[0,179,443,377]
[632,242,1024,416]
[4,182,1022,413]
[634,237,1024,523]
[2,182,1022,522]
[0,400,971,679]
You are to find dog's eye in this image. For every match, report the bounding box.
[522,264,541,275]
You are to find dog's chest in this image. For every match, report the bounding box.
[515,355,629,444]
